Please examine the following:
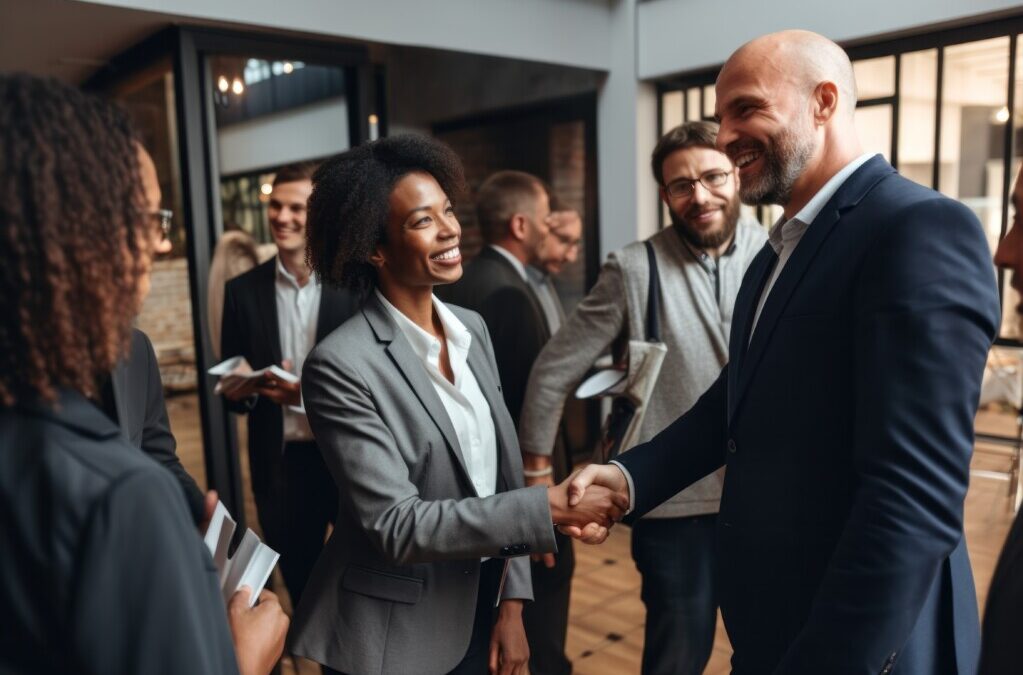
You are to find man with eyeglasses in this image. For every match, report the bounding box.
[519,121,765,674]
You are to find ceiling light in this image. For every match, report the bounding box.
[994,106,1011,124]
[231,78,244,95]
[217,76,229,93]
[260,183,273,196]
[283,61,294,74]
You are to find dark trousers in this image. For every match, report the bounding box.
[278,440,336,606]
[631,514,718,675]
[322,559,503,675]
[523,531,575,675]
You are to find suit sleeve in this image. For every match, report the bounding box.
[615,365,729,520]
[519,256,628,456]
[220,280,256,414]
[137,332,205,524]
[776,198,1000,672]
[70,467,238,675]
[477,286,548,427]
[302,349,558,567]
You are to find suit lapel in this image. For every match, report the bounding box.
[259,259,283,365]
[731,156,895,419]
[465,334,515,492]
[727,244,777,421]
[109,359,131,443]
[363,296,477,495]
[480,247,551,341]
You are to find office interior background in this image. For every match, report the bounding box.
[3,0,1022,671]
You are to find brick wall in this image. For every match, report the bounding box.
[136,258,198,393]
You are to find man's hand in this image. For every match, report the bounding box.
[547,469,628,542]
[555,464,631,544]
[219,361,259,401]
[227,586,289,675]
[488,599,529,675]
[199,489,218,535]
[523,452,556,568]
[255,371,302,406]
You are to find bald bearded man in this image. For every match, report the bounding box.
[567,31,998,674]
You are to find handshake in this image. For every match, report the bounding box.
[544,464,632,545]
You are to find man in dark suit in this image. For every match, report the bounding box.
[105,328,208,525]
[568,31,999,673]
[980,168,1023,674]
[220,162,358,605]
[442,171,579,675]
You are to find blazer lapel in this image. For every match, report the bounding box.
[363,295,477,495]
[259,259,283,365]
[731,156,895,419]
[727,244,777,421]
[465,335,516,492]
[109,359,131,443]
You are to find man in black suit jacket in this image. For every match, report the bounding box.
[981,169,1023,674]
[220,163,358,605]
[441,170,576,675]
[568,31,999,673]
[106,328,207,524]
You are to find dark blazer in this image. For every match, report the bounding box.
[289,294,556,675]
[439,246,549,427]
[0,390,237,675]
[112,328,205,523]
[616,157,999,674]
[979,509,1023,674]
[220,258,357,535]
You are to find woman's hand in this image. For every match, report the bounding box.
[488,599,529,675]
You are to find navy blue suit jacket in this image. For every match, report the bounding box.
[617,156,999,674]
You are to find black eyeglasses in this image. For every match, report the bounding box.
[151,209,173,241]
[664,170,731,200]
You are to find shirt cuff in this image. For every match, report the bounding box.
[608,460,635,514]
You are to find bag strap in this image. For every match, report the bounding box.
[644,240,661,343]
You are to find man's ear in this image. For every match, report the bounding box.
[508,214,528,242]
[813,81,840,125]
[658,187,671,209]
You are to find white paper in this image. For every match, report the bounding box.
[203,500,280,608]
[207,356,298,395]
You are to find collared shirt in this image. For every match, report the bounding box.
[750,153,874,339]
[275,257,321,442]
[375,290,498,499]
[526,266,565,335]
[677,232,740,306]
[489,244,529,282]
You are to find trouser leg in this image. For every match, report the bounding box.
[630,515,718,675]
[523,531,575,675]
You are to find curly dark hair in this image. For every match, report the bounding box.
[0,73,148,405]
[306,134,466,298]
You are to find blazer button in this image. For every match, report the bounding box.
[727,439,737,454]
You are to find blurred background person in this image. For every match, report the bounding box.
[219,161,358,608]
[520,121,765,675]
[208,225,263,361]
[0,72,287,675]
[288,134,626,675]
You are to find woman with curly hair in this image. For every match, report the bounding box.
[288,134,627,675]
[0,73,286,675]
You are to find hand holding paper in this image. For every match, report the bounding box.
[208,356,299,402]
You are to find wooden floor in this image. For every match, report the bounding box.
[168,397,1019,674]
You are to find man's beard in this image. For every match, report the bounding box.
[670,195,741,250]
[736,124,815,207]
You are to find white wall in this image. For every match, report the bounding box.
[216,97,349,175]
[597,0,660,256]
[81,0,614,71]
[638,0,1021,79]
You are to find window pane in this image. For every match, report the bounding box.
[998,38,1023,339]
[854,104,892,162]
[898,49,938,187]
[662,90,683,134]
[853,56,895,99]
[686,87,701,122]
[939,36,1010,253]
[703,84,716,119]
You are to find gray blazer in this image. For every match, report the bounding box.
[289,294,558,675]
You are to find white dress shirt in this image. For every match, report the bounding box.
[275,257,321,442]
[615,153,876,511]
[375,290,499,498]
